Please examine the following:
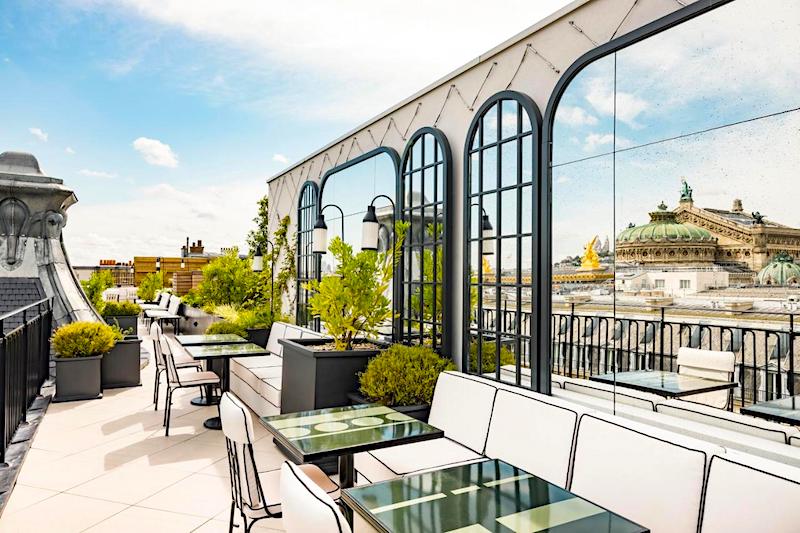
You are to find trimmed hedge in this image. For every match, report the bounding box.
[52,321,120,358]
[359,344,454,406]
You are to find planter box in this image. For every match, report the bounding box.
[279,337,385,414]
[54,355,103,402]
[104,315,138,333]
[347,392,431,422]
[182,306,216,334]
[102,336,143,389]
[246,327,270,348]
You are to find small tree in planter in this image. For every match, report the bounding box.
[101,301,141,332]
[137,272,163,302]
[52,321,119,401]
[355,344,454,421]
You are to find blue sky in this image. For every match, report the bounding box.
[0,0,572,264]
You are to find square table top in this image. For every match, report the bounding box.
[260,403,443,462]
[175,334,248,346]
[184,342,268,360]
[591,370,735,398]
[741,395,800,425]
[342,459,648,533]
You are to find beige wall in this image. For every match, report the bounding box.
[266,0,697,360]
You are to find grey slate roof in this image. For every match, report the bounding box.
[0,278,46,333]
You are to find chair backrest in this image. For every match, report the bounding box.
[281,461,351,533]
[570,413,721,533]
[220,393,270,516]
[485,389,582,488]
[162,336,185,384]
[266,322,288,355]
[700,452,800,533]
[167,295,181,316]
[158,292,170,308]
[149,322,163,367]
[428,372,497,453]
[676,347,735,409]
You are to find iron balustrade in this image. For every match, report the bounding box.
[0,298,53,463]
[476,302,798,407]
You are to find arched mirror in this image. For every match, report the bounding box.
[296,181,318,327]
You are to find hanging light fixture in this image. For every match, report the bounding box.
[180,257,185,269]
[312,215,329,255]
[155,257,161,271]
[361,205,380,251]
[252,246,263,272]
[481,213,494,256]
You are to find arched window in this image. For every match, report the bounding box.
[464,91,542,386]
[296,181,318,327]
[398,128,452,353]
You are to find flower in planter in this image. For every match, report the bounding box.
[52,321,120,358]
[359,344,454,406]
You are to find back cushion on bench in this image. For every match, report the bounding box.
[429,372,496,454]
[701,452,800,533]
[485,389,579,488]
[167,296,181,315]
[266,322,288,355]
[571,413,720,533]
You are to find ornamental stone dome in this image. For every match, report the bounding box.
[616,202,717,265]
[0,151,44,176]
[757,252,800,286]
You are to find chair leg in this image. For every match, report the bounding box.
[153,368,163,410]
[228,501,236,533]
[164,388,173,435]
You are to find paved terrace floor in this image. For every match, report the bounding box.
[0,329,288,533]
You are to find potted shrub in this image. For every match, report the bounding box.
[101,301,141,332]
[52,321,118,402]
[205,319,248,337]
[102,325,142,389]
[280,227,407,414]
[350,344,454,421]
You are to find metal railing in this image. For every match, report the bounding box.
[478,302,799,407]
[0,298,53,463]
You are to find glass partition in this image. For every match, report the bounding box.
[550,0,800,408]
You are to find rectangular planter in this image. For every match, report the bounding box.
[54,355,103,402]
[102,336,143,389]
[347,392,431,422]
[104,315,138,333]
[279,337,385,414]
[246,327,270,348]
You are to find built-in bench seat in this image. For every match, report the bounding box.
[229,321,322,416]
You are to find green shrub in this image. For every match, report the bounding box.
[205,320,248,337]
[101,301,141,317]
[52,321,120,358]
[81,270,114,313]
[193,249,258,307]
[181,289,203,308]
[137,272,163,302]
[468,341,516,374]
[359,344,454,406]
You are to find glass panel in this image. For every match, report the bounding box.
[501,100,519,140]
[482,103,498,145]
[424,133,435,166]
[423,166,434,205]
[470,152,480,195]
[482,146,497,191]
[520,185,533,234]
[500,188,518,236]
[500,140,518,189]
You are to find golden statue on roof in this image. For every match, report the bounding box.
[578,236,602,271]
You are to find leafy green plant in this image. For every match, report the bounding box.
[101,301,141,317]
[468,341,516,374]
[248,196,296,313]
[181,289,203,308]
[409,224,444,340]
[193,249,258,308]
[52,321,120,358]
[205,320,248,337]
[137,272,163,302]
[205,305,277,337]
[81,270,114,313]
[359,344,454,406]
[305,223,408,351]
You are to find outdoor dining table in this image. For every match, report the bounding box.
[259,403,443,491]
[342,458,648,533]
[590,370,736,399]
[741,395,800,425]
[176,334,249,406]
[184,342,269,429]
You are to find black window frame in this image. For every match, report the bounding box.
[296,180,319,327]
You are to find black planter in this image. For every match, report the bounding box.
[104,315,138,334]
[246,327,270,348]
[102,336,142,389]
[279,337,385,414]
[54,355,103,402]
[347,392,431,422]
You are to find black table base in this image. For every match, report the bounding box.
[203,416,222,430]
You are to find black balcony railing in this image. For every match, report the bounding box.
[478,302,798,407]
[0,298,53,463]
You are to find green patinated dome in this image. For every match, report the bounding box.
[617,203,715,244]
[757,252,800,286]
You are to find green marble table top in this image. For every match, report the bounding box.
[591,370,734,397]
[184,342,268,360]
[175,334,248,346]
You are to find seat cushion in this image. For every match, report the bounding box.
[233,355,283,369]
[358,438,483,481]
[429,372,497,453]
[174,370,219,386]
[701,451,800,533]
[571,413,722,533]
[256,464,339,517]
[230,360,282,408]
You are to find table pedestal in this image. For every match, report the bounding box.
[339,453,355,526]
[203,359,231,431]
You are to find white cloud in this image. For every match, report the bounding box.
[583,133,632,152]
[132,137,179,167]
[555,175,571,184]
[272,153,289,164]
[3,57,10,63]
[65,147,76,155]
[585,77,648,128]
[79,168,117,179]
[63,178,265,264]
[28,127,48,142]
[556,105,598,127]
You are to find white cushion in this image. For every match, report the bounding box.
[677,347,735,409]
[360,438,483,480]
[701,451,800,533]
[167,295,181,316]
[230,360,282,408]
[233,355,283,369]
[485,389,582,488]
[792,435,800,447]
[657,399,798,443]
[219,392,256,444]
[428,372,497,453]
[280,462,351,533]
[563,379,660,410]
[266,322,287,356]
[570,412,723,533]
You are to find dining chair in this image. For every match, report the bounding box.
[160,335,220,435]
[219,393,339,533]
[150,322,203,411]
[280,461,351,533]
